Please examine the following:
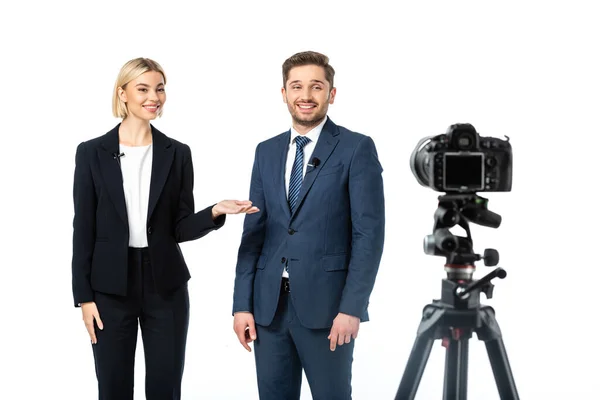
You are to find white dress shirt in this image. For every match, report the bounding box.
[282,116,327,277]
[119,143,153,248]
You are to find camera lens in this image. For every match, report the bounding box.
[409,136,434,188]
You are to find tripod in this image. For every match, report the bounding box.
[395,194,519,399]
[395,268,519,399]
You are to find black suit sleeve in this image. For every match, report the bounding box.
[72,142,96,307]
[174,145,226,243]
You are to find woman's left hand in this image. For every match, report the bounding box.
[212,200,260,219]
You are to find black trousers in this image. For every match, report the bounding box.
[92,247,190,400]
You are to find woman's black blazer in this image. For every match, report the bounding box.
[72,124,225,306]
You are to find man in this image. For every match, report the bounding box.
[232,51,385,400]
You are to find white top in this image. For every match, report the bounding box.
[282,116,327,278]
[119,143,153,248]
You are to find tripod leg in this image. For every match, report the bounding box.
[478,307,520,400]
[395,305,445,400]
[442,335,469,400]
[395,335,435,400]
[485,338,519,399]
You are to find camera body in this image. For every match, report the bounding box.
[411,123,512,193]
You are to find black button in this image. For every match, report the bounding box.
[147,226,153,234]
[281,257,286,264]
[288,228,295,235]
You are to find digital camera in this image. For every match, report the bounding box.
[410,123,512,193]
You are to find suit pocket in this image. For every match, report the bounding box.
[318,164,343,177]
[321,253,349,271]
[95,237,108,242]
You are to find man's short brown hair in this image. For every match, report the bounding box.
[282,51,335,89]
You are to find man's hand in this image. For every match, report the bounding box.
[328,312,360,351]
[212,200,259,219]
[233,312,257,352]
[81,302,103,344]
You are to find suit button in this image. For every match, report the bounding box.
[288,228,295,235]
[147,226,153,235]
[281,257,286,264]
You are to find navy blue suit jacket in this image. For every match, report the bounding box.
[233,118,385,329]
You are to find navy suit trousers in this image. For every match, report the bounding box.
[254,283,354,400]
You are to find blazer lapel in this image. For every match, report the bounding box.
[275,131,292,219]
[98,124,128,225]
[147,125,174,221]
[290,118,340,220]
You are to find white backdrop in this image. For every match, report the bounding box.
[1,1,599,399]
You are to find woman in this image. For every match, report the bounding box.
[71,57,258,400]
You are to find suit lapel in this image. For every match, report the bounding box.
[147,125,174,221]
[290,118,340,220]
[98,124,128,225]
[275,131,292,219]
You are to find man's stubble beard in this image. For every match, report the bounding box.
[291,109,327,128]
[287,95,330,130]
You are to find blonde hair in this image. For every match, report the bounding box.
[112,57,167,119]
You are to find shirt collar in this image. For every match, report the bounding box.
[290,116,328,145]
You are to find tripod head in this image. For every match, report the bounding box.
[424,193,503,277]
[423,193,507,303]
[396,192,518,398]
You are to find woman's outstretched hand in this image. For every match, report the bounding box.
[212,200,260,219]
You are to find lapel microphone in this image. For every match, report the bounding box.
[113,152,125,167]
[307,157,320,168]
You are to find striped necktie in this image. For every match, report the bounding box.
[288,135,312,212]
